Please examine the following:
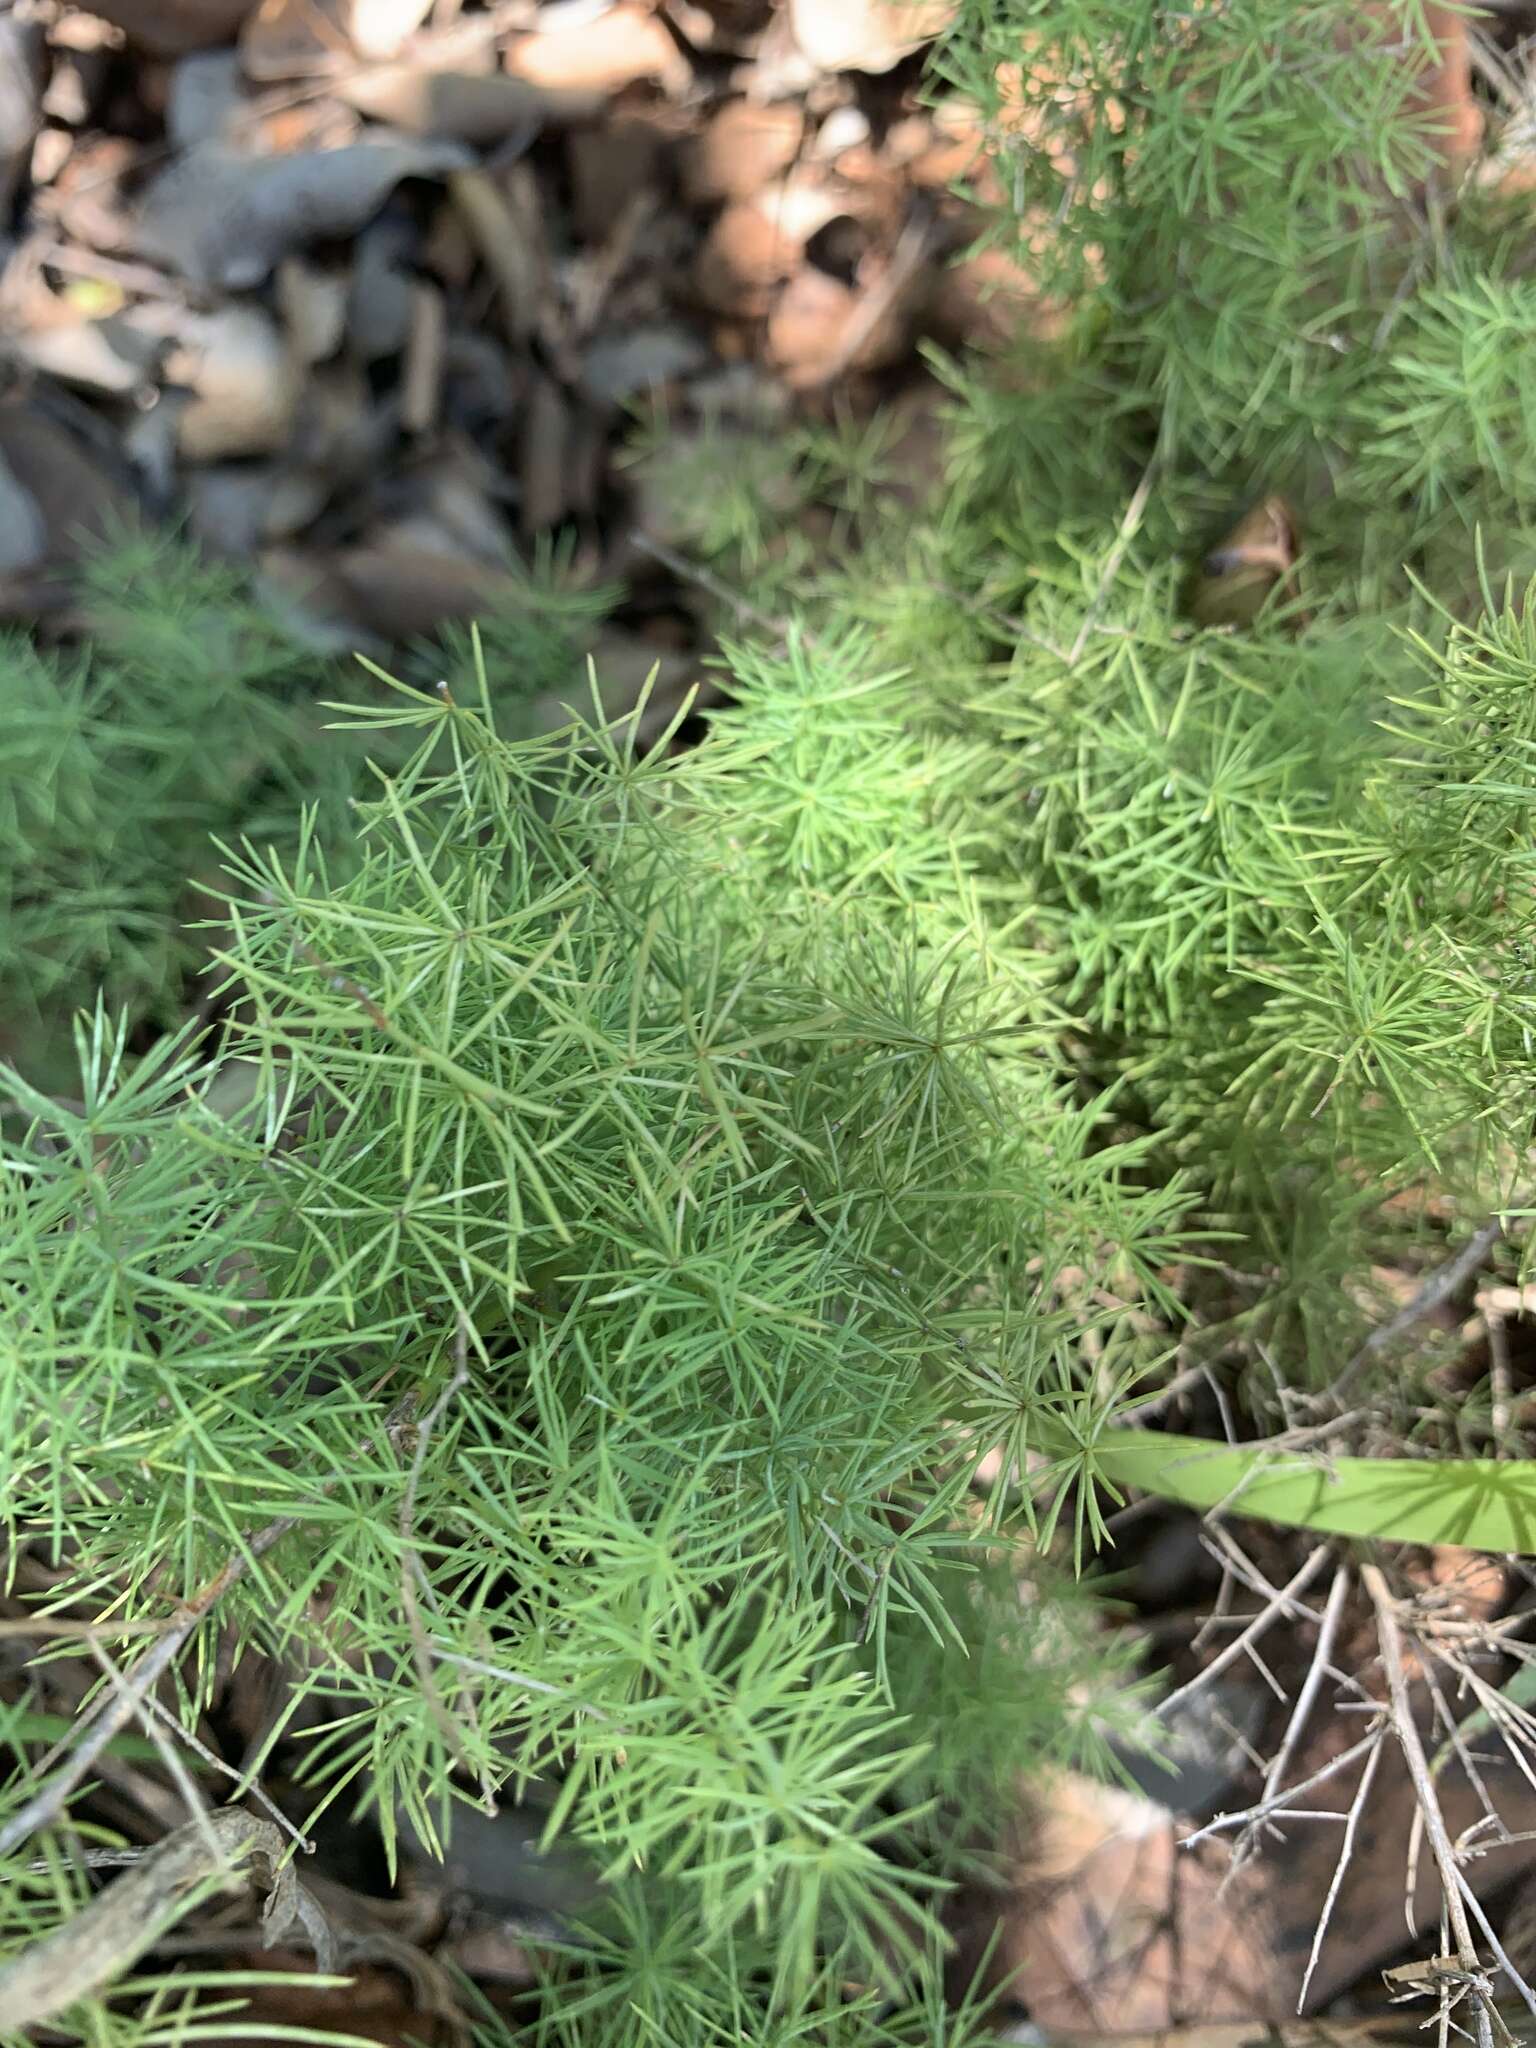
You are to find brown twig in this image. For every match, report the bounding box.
[1157,1544,1330,1719]
[627,530,799,647]
[1183,1725,1386,1848]
[1326,1214,1512,1405]
[1248,1564,1353,1853]
[1363,1564,1499,2048]
[1298,1731,1388,2013]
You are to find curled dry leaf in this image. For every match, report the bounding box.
[14,323,153,400]
[788,0,954,75]
[136,137,471,289]
[276,256,349,366]
[506,3,691,96]
[767,262,909,387]
[1187,495,1301,628]
[165,305,301,460]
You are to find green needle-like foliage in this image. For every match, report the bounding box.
[8,2,1536,2041]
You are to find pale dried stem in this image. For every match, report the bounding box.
[1159,1544,1330,1720]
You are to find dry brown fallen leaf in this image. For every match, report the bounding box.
[1186,495,1301,629]
[505,3,691,96]
[768,263,910,388]
[788,0,955,75]
[693,174,845,317]
[165,305,301,461]
[684,99,805,204]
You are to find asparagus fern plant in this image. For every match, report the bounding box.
[4,2,1536,2042]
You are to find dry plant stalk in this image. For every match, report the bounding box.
[0,1806,334,2033]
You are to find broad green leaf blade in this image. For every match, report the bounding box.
[1094,1432,1536,1554]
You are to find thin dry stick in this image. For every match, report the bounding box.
[137,1691,306,1850]
[627,531,795,646]
[0,1617,177,1641]
[1183,1726,1386,1849]
[1066,454,1160,666]
[0,1396,418,1862]
[1253,1565,1353,1835]
[1327,1215,1511,1404]
[1298,1733,1388,2012]
[1364,1564,1491,2038]
[0,1808,334,2034]
[398,1326,483,1797]
[1158,1544,1330,1719]
[1455,1867,1536,2022]
[85,1640,214,1858]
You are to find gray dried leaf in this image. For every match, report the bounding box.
[579,324,708,404]
[136,136,471,290]
[166,49,246,152]
[0,453,47,575]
